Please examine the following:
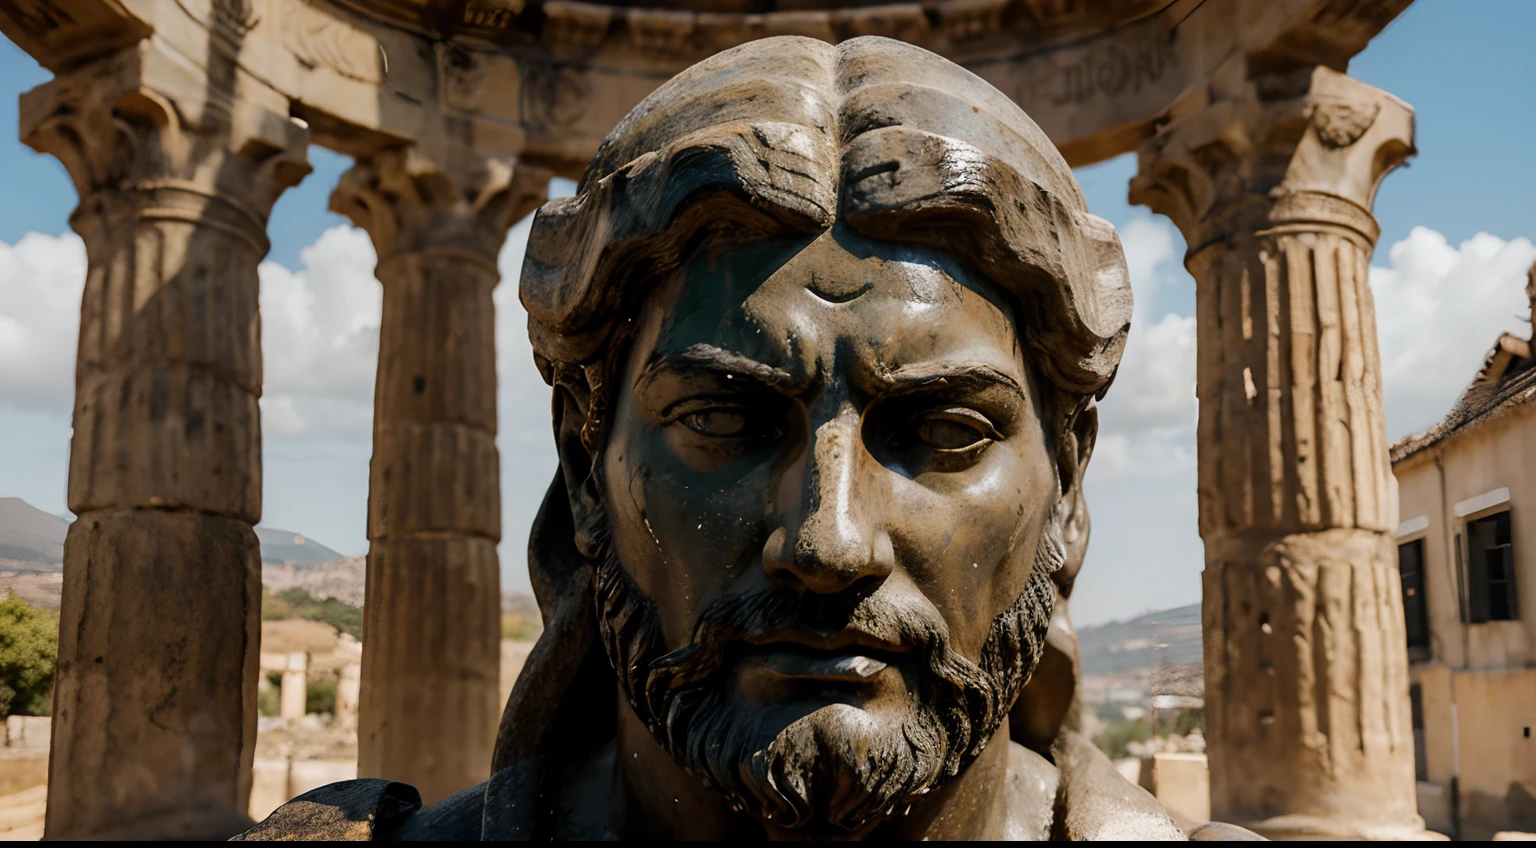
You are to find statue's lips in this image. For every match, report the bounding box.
[737,632,910,682]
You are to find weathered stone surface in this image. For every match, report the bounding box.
[18,37,309,840]
[1,0,1411,177]
[334,145,546,805]
[1132,65,1423,840]
[51,510,262,838]
[357,534,502,803]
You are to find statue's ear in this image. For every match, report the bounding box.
[552,386,605,559]
[1055,401,1096,597]
[1058,400,1098,505]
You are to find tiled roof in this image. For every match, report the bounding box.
[1390,333,1536,464]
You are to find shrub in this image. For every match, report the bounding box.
[0,594,59,718]
[1093,716,1151,760]
[262,587,363,640]
[306,675,338,715]
[501,612,542,640]
[257,683,279,717]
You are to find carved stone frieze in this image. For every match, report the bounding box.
[441,44,493,113]
[0,0,74,40]
[939,0,1009,41]
[279,0,383,83]
[835,4,930,43]
[518,58,591,131]
[461,0,523,31]
[627,7,692,52]
[0,0,149,70]
[540,0,611,49]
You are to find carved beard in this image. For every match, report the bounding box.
[592,516,1062,834]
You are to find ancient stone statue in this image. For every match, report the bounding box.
[237,36,1258,841]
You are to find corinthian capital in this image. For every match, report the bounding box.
[20,40,311,247]
[1130,66,1414,249]
[330,144,552,270]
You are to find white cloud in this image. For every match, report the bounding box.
[258,225,382,439]
[0,231,86,415]
[1092,215,1199,479]
[1371,227,1536,440]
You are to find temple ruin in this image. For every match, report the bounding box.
[0,0,1427,838]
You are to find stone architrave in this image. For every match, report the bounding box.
[331,144,548,804]
[18,41,310,839]
[1131,66,1424,839]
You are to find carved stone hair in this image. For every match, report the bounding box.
[519,35,1133,443]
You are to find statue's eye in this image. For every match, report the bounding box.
[913,409,994,452]
[679,408,750,437]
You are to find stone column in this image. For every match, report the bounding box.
[18,44,309,838]
[330,145,547,804]
[1130,67,1424,839]
[336,663,362,730]
[280,653,310,720]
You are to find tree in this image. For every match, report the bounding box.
[262,587,363,640]
[0,593,59,718]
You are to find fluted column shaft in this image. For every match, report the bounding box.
[19,43,309,838]
[1132,67,1423,839]
[332,146,546,803]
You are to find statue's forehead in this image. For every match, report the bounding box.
[638,229,1023,384]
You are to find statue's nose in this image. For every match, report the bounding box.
[763,405,894,595]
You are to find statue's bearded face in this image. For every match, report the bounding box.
[585,225,1066,834]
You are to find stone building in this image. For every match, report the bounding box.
[1391,263,1536,839]
[0,0,1434,839]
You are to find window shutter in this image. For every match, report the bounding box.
[1502,510,1518,620]
[1467,519,1494,624]
[1455,533,1468,624]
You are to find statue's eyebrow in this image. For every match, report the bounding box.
[636,343,808,394]
[873,362,1025,401]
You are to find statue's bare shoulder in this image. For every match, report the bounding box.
[1003,742,1059,840]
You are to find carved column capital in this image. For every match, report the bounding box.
[22,37,310,841]
[341,139,550,802]
[330,144,551,273]
[1132,66,1424,837]
[20,41,311,253]
[1130,66,1414,252]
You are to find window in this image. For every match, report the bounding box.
[1466,510,1518,623]
[1398,539,1430,651]
[1410,684,1427,782]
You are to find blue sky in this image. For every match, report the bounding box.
[2,0,1533,626]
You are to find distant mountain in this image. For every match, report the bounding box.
[1077,603,1202,677]
[0,497,68,570]
[0,497,346,570]
[264,556,366,606]
[254,526,345,566]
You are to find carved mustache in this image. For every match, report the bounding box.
[640,582,977,707]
